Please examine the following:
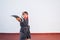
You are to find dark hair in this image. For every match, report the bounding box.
[22,11,28,15]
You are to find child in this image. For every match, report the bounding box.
[12,11,31,40]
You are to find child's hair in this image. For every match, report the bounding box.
[22,11,28,15]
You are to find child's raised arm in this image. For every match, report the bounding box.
[11,15,21,22]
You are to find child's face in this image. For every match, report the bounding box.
[23,13,28,19]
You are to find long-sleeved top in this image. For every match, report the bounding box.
[20,18,28,27]
[20,18,30,32]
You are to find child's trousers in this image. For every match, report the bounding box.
[20,27,31,40]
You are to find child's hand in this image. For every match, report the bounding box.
[16,18,21,22]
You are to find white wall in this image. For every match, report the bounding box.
[0,0,60,33]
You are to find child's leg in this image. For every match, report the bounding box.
[26,31,31,40]
[20,32,26,40]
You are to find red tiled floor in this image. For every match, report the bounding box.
[0,33,60,40]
